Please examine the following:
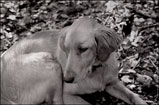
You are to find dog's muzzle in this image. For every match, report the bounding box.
[64,70,76,83]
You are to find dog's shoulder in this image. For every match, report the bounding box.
[30,29,60,39]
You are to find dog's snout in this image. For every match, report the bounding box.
[64,70,75,83]
[64,76,74,83]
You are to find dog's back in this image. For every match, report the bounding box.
[2,30,59,62]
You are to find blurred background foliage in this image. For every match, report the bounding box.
[0,0,158,105]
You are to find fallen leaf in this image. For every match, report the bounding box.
[136,74,152,86]
[153,74,159,83]
[7,15,16,20]
[127,84,136,90]
[121,75,134,83]
[105,1,118,13]
[4,30,13,38]
[4,2,14,8]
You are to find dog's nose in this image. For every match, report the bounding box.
[64,71,75,83]
[64,76,74,83]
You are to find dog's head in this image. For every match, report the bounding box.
[59,17,121,83]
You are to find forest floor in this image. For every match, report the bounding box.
[0,0,159,105]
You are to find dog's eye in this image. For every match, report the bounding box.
[78,47,88,53]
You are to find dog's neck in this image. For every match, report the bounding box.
[91,59,103,72]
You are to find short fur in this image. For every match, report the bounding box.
[1,31,64,104]
[1,17,147,105]
[60,17,147,104]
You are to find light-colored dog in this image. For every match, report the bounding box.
[1,17,147,104]
[59,17,147,105]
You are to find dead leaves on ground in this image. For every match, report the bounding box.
[0,0,158,104]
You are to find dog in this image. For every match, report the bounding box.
[1,17,147,104]
[58,17,147,105]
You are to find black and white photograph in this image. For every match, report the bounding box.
[0,0,159,104]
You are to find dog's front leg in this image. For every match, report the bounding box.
[105,79,147,105]
[64,82,101,95]
[64,75,105,95]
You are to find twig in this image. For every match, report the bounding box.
[132,58,141,70]
[149,58,158,73]
[126,6,159,21]
[133,10,158,20]
[139,23,159,32]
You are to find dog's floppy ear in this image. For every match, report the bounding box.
[59,26,70,52]
[95,27,121,62]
